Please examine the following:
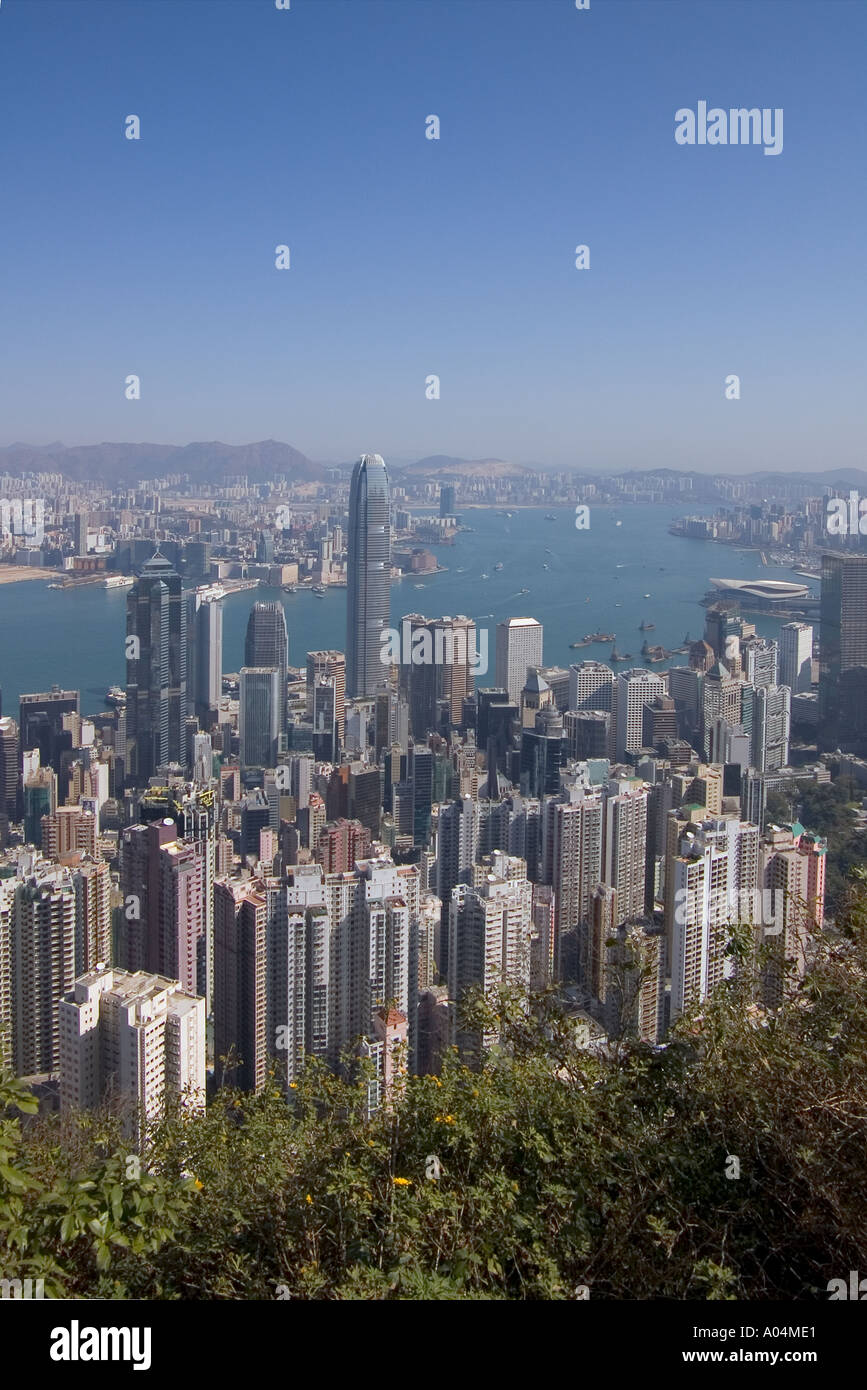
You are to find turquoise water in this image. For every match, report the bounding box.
[0,505,815,716]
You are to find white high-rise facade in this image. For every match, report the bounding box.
[59,966,205,1141]
[779,622,813,694]
[602,778,648,924]
[496,618,543,704]
[614,669,666,762]
[448,853,533,1060]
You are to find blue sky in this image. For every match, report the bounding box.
[0,0,864,472]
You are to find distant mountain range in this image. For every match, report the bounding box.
[2,440,866,490]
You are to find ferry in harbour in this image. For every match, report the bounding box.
[104,574,135,589]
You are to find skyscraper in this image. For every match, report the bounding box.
[125,552,186,787]
[780,622,813,695]
[346,453,391,698]
[239,667,282,770]
[615,668,666,762]
[496,618,543,705]
[306,650,346,744]
[819,553,867,751]
[245,603,288,732]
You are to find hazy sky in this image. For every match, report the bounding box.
[0,0,864,472]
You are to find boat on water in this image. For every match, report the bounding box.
[639,620,655,631]
[644,593,651,599]
[519,587,530,594]
[585,631,615,643]
[106,685,126,704]
[456,567,467,574]
[542,563,549,570]
[610,646,628,663]
[480,573,490,580]
[282,584,297,594]
[47,581,63,589]
[544,514,556,521]
[104,574,134,589]
[570,639,592,649]
[311,584,326,596]
[493,562,504,571]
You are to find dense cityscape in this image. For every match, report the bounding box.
[3,453,867,1127]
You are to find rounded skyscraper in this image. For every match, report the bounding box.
[346,453,391,698]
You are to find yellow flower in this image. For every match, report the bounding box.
[289,1082,298,1090]
[305,1193,313,1204]
[363,1190,373,1200]
[392,1177,412,1187]
[194,1179,204,1190]
[435,1114,456,1125]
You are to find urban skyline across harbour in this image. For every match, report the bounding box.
[0,504,814,715]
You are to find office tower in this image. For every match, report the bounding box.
[285,752,314,811]
[602,778,648,924]
[72,511,88,555]
[521,669,554,729]
[520,706,565,798]
[19,687,79,787]
[568,661,615,719]
[125,552,186,787]
[641,695,678,753]
[192,732,212,784]
[214,879,268,1092]
[437,616,478,725]
[780,622,813,695]
[752,685,790,772]
[245,602,288,731]
[701,660,741,760]
[306,650,346,744]
[0,717,19,821]
[615,669,666,762]
[239,667,282,769]
[23,767,56,846]
[448,854,533,1064]
[439,484,456,518]
[40,804,96,859]
[667,815,759,1021]
[819,553,867,752]
[346,453,391,698]
[59,966,205,1141]
[496,618,543,705]
[240,788,271,859]
[312,676,338,762]
[190,591,223,725]
[409,743,433,846]
[11,864,76,1075]
[541,790,603,981]
[667,665,701,745]
[741,636,778,689]
[476,689,519,780]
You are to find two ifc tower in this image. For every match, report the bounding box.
[346,453,391,700]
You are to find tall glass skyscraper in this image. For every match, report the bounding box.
[125,551,186,787]
[346,453,391,698]
[244,602,288,731]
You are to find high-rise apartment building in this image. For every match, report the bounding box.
[602,778,648,925]
[346,454,391,698]
[11,863,76,1075]
[541,790,603,981]
[59,966,205,1141]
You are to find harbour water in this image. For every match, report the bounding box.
[0,504,815,715]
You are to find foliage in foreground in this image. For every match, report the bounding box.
[3,884,867,1300]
